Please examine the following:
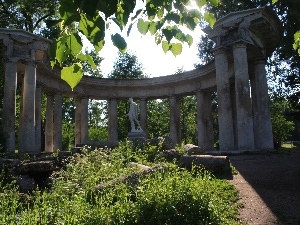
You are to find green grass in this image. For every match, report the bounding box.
[0,142,241,225]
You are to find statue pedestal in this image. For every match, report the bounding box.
[128,130,147,146]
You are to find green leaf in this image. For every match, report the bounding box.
[162,41,169,53]
[162,27,176,42]
[204,12,216,28]
[137,19,150,35]
[170,43,182,56]
[115,3,131,30]
[183,16,197,30]
[196,0,206,8]
[97,0,118,18]
[185,34,193,47]
[294,31,300,40]
[79,14,105,52]
[67,33,82,56]
[59,0,80,26]
[155,34,162,44]
[208,0,218,6]
[272,0,278,3]
[45,19,61,27]
[146,2,157,20]
[111,33,127,54]
[165,12,181,24]
[157,8,164,19]
[95,40,105,52]
[77,53,96,70]
[293,31,300,54]
[55,35,69,66]
[61,64,83,90]
[82,0,99,17]
[149,21,158,35]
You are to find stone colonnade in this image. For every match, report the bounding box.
[1,8,281,153]
[213,43,273,151]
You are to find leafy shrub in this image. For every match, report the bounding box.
[0,144,240,224]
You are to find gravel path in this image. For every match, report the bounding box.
[228,150,300,225]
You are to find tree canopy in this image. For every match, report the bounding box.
[49,0,219,89]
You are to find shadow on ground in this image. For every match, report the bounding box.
[228,150,300,225]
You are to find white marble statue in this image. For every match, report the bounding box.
[127,97,142,132]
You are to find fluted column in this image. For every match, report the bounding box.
[81,98,89,144]
[252,59,273,150]
[233,42,254,150]
[3,58,18,153]
[197,91,214,150]
[75,98,82,146]
[214,47,234,150]
[140,98,148,138]
[45,94,54,152]
[35,86,42,153]
[108,98,118,142]
[53,94,63,151]
[20,59,36,153]
[169,96,180,145]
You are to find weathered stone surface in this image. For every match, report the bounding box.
[15,174,36,193]
[147,136,175,150]
[128,162,151,170]
[14,160,58,174]
[0,158,19,168]
[82,140,120,149]
[178,155,230,174]
[160,149,181,162]
[184,144,205,155]
[92,164,166,194]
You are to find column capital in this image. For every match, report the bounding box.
[45,91,54,97]
[232,41,247,49]
[196,89,206,94]
[4,57,19,64]
[140,97,147,101]
[212,46,229,56]
[23,58,37,67]
[252,57,266,65]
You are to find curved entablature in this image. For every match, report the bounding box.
[36,59,217,100]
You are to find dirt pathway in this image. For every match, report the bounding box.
[228,150,300,225]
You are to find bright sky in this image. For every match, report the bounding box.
[85,0,205,78]
[96,25,203,78]
[96,25,204,78]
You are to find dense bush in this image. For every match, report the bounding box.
[0,143,240,224]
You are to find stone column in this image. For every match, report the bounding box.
[214,47,234,150]
[3,58,18,153]
[45,94,54,152]
[252,59,273,150]
[75,98,82,146]
[81,98,89,144]
[233,42,254,150]
[230,82,238,149]
[18,76,24,152]
[108,98,118,142]
[197,91,214,150]
[20,59,36,153]
[53,94,63,151]
[169,96,180,145]
[140,98,148,138]
[35,86,42,153]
